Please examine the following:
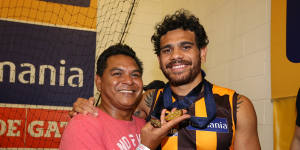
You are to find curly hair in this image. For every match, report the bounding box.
[96,43,143,76]
[151,9,209,55]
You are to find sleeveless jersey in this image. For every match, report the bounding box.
[150,83,238,150]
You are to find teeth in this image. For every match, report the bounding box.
[120,90,133,93]
[172,65,185,69]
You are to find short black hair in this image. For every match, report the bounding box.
[151,9,209,55]
[96,43,143,76]
[143,80,165,91]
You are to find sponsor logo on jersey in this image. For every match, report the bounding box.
[187,117,229,133]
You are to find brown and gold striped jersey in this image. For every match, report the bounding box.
[151,83,238,150]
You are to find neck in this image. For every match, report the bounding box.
[99,101,134,121]
[170,73,203,96]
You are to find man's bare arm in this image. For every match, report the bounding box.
[134,89,156,119]
[71,89,155,119]
[68,97,98,117]
[234,95,261,149]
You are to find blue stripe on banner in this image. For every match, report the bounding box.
[286,1,300,63]
[186,117,229,133]
[40,0,91,7]
[0,20,95,106]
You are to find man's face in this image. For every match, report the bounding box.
[96,54,143,110]
[158,29,206,86]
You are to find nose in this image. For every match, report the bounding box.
[122,74,134,85]
[170,47,183,60]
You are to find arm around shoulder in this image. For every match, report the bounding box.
[234,95,261,150]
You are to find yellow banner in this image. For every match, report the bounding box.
[271,0,300,99]
[273,97,297,150]
[271,0,300,149]
[0,0,97,29]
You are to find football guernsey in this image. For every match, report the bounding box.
[150,81,238,150]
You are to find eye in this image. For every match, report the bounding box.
[161,48,172,54]
[182,45,192,50]
[131,72,141,78]
[112,72,121,76]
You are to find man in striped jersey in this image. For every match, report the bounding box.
[146,9,260,150]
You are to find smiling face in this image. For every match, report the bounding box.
[96,54,143,112]
[158,29,207,86]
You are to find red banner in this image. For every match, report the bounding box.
[0,107,70,148]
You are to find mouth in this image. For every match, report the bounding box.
[119,89,135,93]
[166,59,191,69]
[166,60,191,73]
[172,64,186,69]
[168,64,188,74]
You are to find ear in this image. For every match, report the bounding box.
[200,47,208,63]
[95,75,102,92]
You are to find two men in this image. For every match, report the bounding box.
[71,9,261,149]
[60,44,190,149]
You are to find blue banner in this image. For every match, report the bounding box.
[286,0,300,63]
[0,20,95,106]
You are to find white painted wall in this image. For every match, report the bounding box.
[126,0,272,149]
[199,1,273,150]
[125,0,166,84]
